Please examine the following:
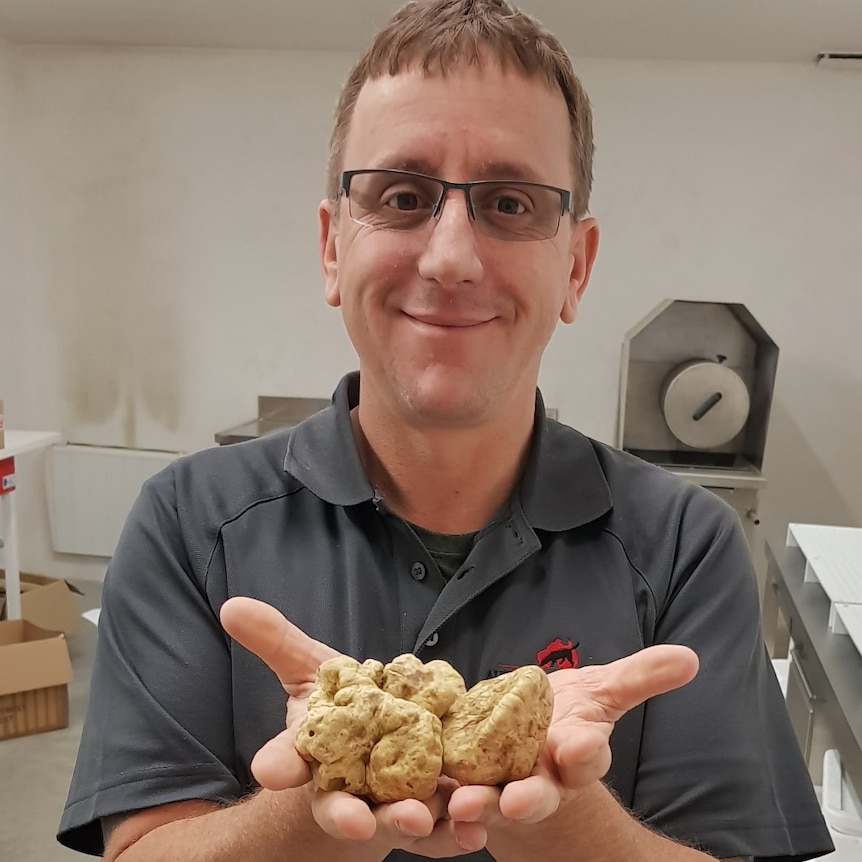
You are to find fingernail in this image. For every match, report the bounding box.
[457,833,481,850]
[394,819,420,837]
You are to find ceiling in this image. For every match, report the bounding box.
[0,0,860,63]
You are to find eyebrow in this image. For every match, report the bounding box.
[375,156,440,175]
[371,156,548,185]
[474,161,544,183]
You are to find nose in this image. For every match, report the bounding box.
[417,189,484,287]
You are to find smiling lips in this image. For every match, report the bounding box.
[405,312,495,328]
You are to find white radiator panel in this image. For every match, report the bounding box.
[50,444,180,557]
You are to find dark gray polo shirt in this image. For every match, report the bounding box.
[58,373,833,861]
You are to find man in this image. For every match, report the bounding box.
[59,1,833,860]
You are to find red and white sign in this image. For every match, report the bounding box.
[0,457,15,495]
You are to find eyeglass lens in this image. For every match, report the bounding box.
[345,171,565,241]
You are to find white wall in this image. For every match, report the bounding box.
[8,47,358,452]
[554,59,862,558]
[0,39,15,343]
[0,45,860,581]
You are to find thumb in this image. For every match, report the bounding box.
[220,596,340,696]
[579,644,700,719]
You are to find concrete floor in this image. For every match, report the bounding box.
[0,581,102,862]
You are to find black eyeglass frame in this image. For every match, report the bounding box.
[338,168,575,240]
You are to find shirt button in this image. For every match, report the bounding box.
[425,632,439,647]
[410,562,427,581]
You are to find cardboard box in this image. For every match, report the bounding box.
[0,572,83,636]
[0,619,72,740]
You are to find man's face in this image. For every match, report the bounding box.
[320,60,598,428]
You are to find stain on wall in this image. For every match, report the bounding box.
[39,69,183,448]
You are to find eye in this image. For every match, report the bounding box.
[380,182,436,213]
[494,195,528,215]
[383,190,422,211]
[477,185,534,218]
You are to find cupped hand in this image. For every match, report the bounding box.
[309,779,488,857]
[448,645,699,828]
[219,596,486,857]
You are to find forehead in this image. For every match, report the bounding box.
[342,62,573,188]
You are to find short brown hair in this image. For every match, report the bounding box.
[326,0,594,217]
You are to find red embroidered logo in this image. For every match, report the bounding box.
[487,637,580,678]
[536,638,580,671]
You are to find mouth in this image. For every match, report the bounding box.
[404,312,495,329]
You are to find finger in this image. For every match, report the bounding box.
[375,797,439,840]
[447,785,502,824]
[497,771,562,824]
[413,818,488,857]
[545,725,613,790]
[251,728,313,790]
[220,597,340,695]
[449,820,489,854]
[312,788,487,856]
[569,644,698,720]
[311,789,378,841]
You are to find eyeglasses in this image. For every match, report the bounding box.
[339,169,574,242]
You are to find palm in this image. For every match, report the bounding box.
[448,646,699,826]
[219,596,488,856]
[220,598,699,840]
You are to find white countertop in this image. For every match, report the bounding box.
[787,522,862,605]
[0,430,64,459]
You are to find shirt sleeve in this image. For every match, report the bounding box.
[57,465,243,857]
[631,491,833,861]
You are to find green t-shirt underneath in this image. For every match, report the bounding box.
[408,522,477,581]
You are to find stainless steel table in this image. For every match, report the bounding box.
[214,396,329,446]
[764,539,862,790]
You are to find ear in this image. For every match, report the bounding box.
[319,199,341,308]
[560,217,600,324]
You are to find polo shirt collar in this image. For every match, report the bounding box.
[284,372,612,531]
[519,388,613,531]
[284,373,373,506]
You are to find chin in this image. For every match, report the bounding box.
[397,373,500,427]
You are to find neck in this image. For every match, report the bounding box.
[350,400,535,534]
